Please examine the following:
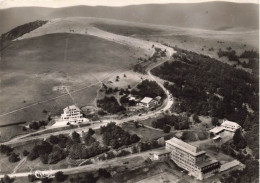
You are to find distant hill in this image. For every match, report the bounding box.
[0,1,258,34]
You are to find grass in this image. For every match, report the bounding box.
[93,23,164,36]
[121,122,173,142]
[0,33,144,140]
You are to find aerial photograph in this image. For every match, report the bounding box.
[0,0,259,182]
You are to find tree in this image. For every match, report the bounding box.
[23,150,29,156]
[28,174,39,182]
[130,134,140,143]
[49,135,59,144]
[48,146,65,164]
[98,168,111,178]
[55,171,67,182]
[0,175,14,183]
[84,173,96,183]
[193,114,201,123]
[88,128,95,136]
[29,121,39,130]
[211,117,219,126]
[72,131,81,143]
[233,129,247,149]
[0,145,13,155]
[163,125,171,133]
[8,152,20,163]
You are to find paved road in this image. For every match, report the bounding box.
[1,35,175,146]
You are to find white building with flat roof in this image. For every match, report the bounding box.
[53,105,89,127]
[221,120,241,132]
[166,137,220,180]
[139,97,153,107]
[209,126,225,135]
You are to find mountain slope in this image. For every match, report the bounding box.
[0,1,258,34]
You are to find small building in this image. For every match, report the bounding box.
[209,126,225,135]
[212,135,222,142]
[139,97,153,107]
[153,150,171,160]
[221,120,241,132]
[129,96,136,101]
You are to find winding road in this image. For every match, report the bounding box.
[0,24,176,178]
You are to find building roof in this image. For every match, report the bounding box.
[166,137,206,156]
[141,97,153,104]
[64,105,80,111]
[154,96,162,101]
[221,120,241,128]
[209,126,225,134]
[153,149,171,156]
[213,135,221,140]
[129,96,136,101]
[196,159,219,168]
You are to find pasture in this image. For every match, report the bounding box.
[0,33,143,127]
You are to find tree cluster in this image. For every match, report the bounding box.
[97,96,126,114]
[217,48,239,61]
[131,79,165,99]
[152,115,189,130]
[101,122,140,149]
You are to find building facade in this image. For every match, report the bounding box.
[166,137,220,180]
[61,105,89,124]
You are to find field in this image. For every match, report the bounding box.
[0,33,143,127]
[121,122,173,142]
[94,22,258,73]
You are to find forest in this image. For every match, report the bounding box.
[152,46,259,159]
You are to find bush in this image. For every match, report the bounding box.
[55,171,67,182]
[8,152,20,163]
[0,175,14,183]
[163,125,171,133]
[23,150,29,156]
[28,174,39,182]
[98,168,111,178]
[0,145,13,156]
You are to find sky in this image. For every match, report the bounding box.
[0,0,258,9]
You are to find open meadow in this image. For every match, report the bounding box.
[0,32,143,127]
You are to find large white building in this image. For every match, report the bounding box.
[221,120,241,132]
[53,105,89,127]
[166,137,220,180]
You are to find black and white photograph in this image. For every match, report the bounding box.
[0,0,259,182]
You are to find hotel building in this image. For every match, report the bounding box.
[166,137,220,180]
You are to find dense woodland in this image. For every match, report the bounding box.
[1,20,47,42]
[152,47,259,159]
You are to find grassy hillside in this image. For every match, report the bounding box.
[0,2,258,34]
[0,33,142,126]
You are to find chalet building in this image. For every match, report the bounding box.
[138,96,162,108]
[166,137,220,180]
[221,120,241,132]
